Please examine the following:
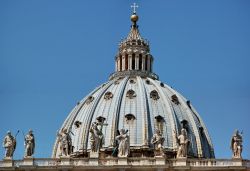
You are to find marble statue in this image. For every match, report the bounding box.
[2,131,16,158]
[151,129,165,156]
[230,129,243,159]
[89,122,104,152]
[24,130,35,157]
[57,128,72,156]
[116,129,129,157]
[174,128,189,158]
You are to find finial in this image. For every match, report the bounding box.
[131,3,139,14]
[130,3,139,24]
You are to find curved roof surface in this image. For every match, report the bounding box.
[52,76,214,158]
[52,12,214,159]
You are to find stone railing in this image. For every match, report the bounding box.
[0,158,249,170]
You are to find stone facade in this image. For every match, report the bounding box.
[0,158,249,171]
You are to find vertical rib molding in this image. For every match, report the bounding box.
[83,80,115,151]
[111,77,129,146]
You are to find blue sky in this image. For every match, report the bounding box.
[0,0,249,159]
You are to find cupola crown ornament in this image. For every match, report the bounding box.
[110,3,158,80]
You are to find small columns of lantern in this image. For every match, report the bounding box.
[115,52,153,73]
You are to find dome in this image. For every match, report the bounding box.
[52,11,215,159]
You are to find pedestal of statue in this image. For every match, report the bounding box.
[23,156,34,166]
[118,157,128,165]
[89,152,99,165]
[232,158,243,166]
[3,157,13,167]
[175,157,187,166]
[60,156,71,165]
[155,156,165,165]
[89,152,99,158]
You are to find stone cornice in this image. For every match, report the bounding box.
[0,158,249,170]
[109,71,159,80]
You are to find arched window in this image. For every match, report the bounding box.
[132,54,135,70]
[125,113,136,123]
[125,54,128,70]
[74,121,82,129]
[139,54,142,70]
[104,91,113,100]
[171,94,180,105]
[155,115,164,133]
[150,58,153,72]
[119,55,122,71]
[126,89,136,99]
[150,90,160,100]
[86,96,94,104]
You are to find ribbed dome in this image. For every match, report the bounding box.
[52,77,214,158]
[52,11,214,159]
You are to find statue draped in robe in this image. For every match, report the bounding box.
[89,122,104,152]
[24,130,35,157]
[3,131,16,158]
[174,128,189,158]
[58,128,72,156]
[151,129,165,156]
[230,129,243,159]
[116,129,129,157]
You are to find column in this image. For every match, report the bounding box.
[147,56,151,72]
[135,54,139,70]
[117,58,120,72]
[122,55,125,71]
[142,55,146,71]
[128,54,132,70]
[115,59,118,72]
[151,58,153,72]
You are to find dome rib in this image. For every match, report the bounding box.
[53,77,215,158]
[137,76,150,146]
[52,10,215,159]
[170,87,204,157]
[110,77,130,147]
[83,81,115,151]
[175,90,215,158]
[148,78,178,149]
[52,84,104,157]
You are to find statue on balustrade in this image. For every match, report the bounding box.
[57,128,72,156]
[116,129,129,157]
[2,131,16,158]
[174,128,189,158]
[151,129,165,156]
[230,129,243,159]
[89,122,104,152]
[24,130,35,157]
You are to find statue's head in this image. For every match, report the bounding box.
[29,129,33,134]
[92,122,98,129]
[62,128,67,133]
[181,128,187,136]
[155,129,161,135]
[7,131,11,135]
[120,129,126,135]
[234,129,239,136]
